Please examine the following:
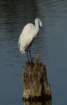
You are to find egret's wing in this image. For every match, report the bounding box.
[22,23,35,37]
[18,23,35,48]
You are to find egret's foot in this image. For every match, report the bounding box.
[27,58,33,64]
[30,57,34,64]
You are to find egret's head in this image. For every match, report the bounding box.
[39,19,43,27]
[35,18,43,27]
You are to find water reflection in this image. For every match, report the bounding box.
[23,100,52,105]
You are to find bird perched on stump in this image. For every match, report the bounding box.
[18,18,43,63]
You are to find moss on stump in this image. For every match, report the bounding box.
[21,60,52,101]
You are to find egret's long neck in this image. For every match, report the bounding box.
[35,19,39,34]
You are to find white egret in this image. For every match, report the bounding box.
[18,18,43,63]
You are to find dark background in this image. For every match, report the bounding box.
[0,0,67,105]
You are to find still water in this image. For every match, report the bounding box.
[0,0,67,105]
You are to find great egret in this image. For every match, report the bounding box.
[18,18,43,63]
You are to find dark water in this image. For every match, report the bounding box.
[0,0,67,105]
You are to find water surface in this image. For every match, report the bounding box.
[0,0,67,105]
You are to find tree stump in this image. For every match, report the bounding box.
[24,99,52,105]
[22,60,52,101]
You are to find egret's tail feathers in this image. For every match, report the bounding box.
[19,47,26,54]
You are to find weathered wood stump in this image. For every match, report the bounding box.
[22,59,52,101]
[23,99,52,105]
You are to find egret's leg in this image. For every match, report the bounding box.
[26,50,29,63]
[26,49,31,63]
[28,48,32,63]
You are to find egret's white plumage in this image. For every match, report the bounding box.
[18,18,42,54]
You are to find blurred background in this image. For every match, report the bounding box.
[0,0,67,105]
